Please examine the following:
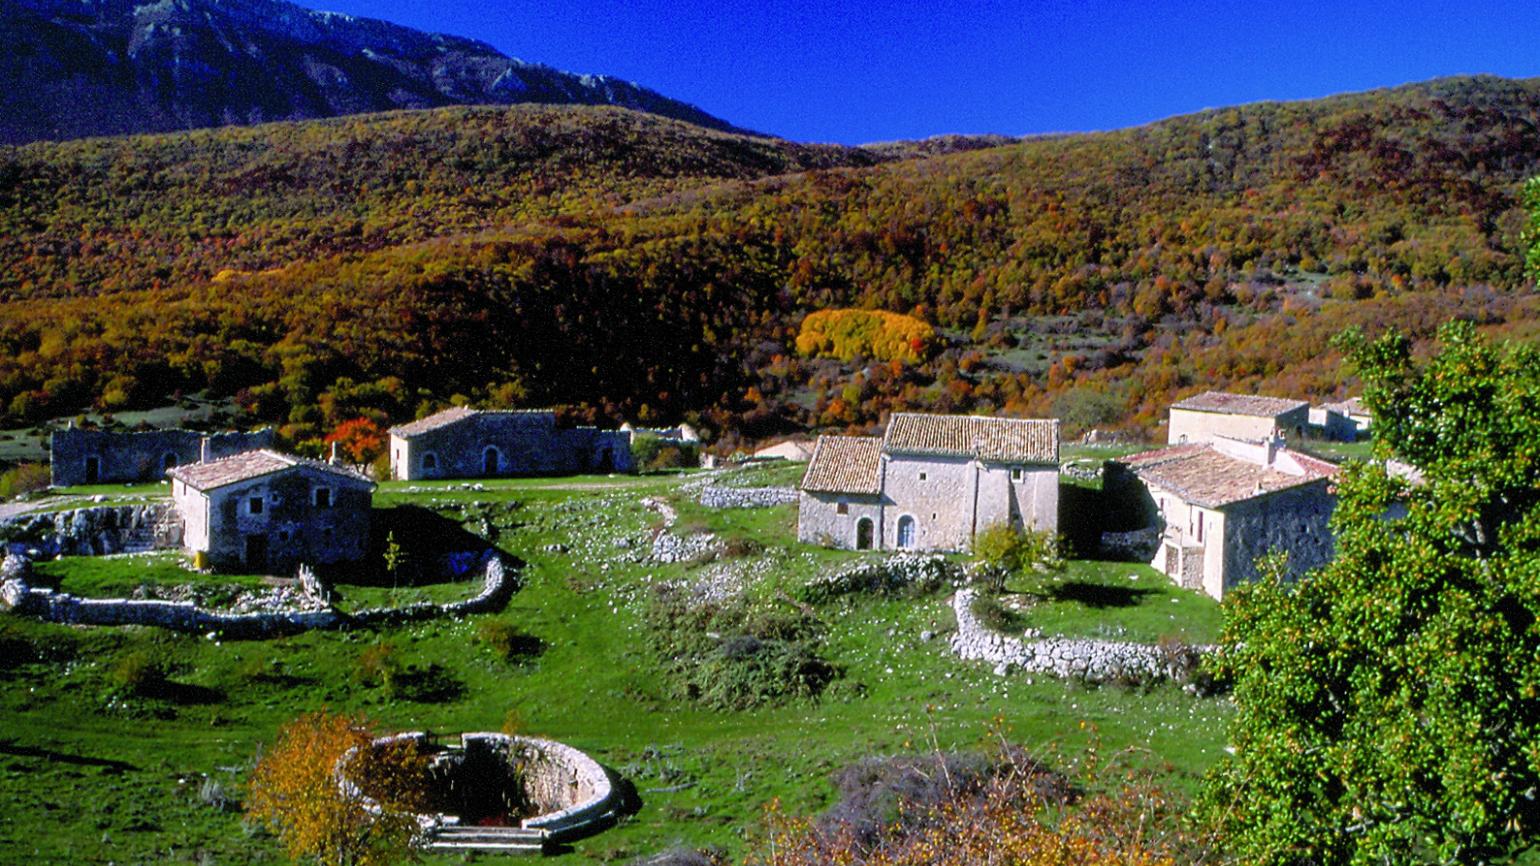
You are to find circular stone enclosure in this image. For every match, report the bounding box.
[340,731,617,848]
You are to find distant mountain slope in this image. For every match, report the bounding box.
[0,0,749,144]
[2,75,1540,443]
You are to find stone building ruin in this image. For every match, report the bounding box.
[388,408,633,481]
[50,427,275,487]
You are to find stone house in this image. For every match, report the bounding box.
[51,427,275,487]
[752,439,816,462]
[1166,391,1310,445]
[388,408,633,481]
[1309,396,1372,441]
[798,413,1060,551]
[1104,436,1338,601]
[168,450,375,573]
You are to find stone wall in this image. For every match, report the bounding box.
[949,588,1207,684]
[51,428,274,487]
[393,412,633,481]
[697,485,797,509]
[0,503,181,556]
[1219,481,1335,590]
[0,551,515,638]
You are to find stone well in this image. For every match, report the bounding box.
[339,731,617,853]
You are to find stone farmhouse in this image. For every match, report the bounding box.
[798,413,1059,552]
[388,408,633,481]
[1104,436,1338,601]
[1310,396,1372,441]
[1166,391,1310,445]
[51,426,275,487]
[752,438,815,462]
[168,450,375,573]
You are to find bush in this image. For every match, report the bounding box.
[476,620,543,663]
[969,594,1025,634]
[112,649,169,696]
[0,463,50,498]
[632,434,700,472]
[354,642,402,692]
[973,524,1062,592]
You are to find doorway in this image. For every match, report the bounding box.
[245,535,268,572]
[482,446,500,476]
[855,517,874,550]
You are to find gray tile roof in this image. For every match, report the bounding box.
[168,450,374,491]
[387,406,479,438]
[800,436,884,495]
[1171,391,1308,417]
[882,413,1059,464]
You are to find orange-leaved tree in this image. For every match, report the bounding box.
[246,710,429,866]
[325,418,388,465]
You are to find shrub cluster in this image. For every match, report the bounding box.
[476,619,544,663]
[0,463,50,499]
[644,588,838,710]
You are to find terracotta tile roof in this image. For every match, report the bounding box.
[882,413,1059,464]
[388,406,479,438]
[1121,444,1336,509]
[1171,391,1308,418]
[801,436,884,495]
[168,450,374,491]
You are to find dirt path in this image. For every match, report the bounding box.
[0,497,66,521]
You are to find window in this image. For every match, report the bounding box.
[248,495,264,515]
[163,453,178,472]
[896,515,916,549]
[313,487,332,508]
[1010,468,1023,482]
[1197,511,1204,543]
[422,452,438,471]
[836,501,848,515]
[919,472,928,481]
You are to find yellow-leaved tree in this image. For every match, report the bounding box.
[795,309,938,364]
[246,710,429,866]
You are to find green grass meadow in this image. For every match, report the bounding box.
[0,468,1229,864]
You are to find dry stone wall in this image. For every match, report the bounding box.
[949,588,1207,684]
[0,551,514,638]
[1,504,181,556]
[697,485,798,509]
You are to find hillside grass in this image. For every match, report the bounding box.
[0,469,1229,863]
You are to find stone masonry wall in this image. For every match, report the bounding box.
[51,428,275,487]
[0,504,181,556]
[949,588,1206,684]
[0,551,515,638]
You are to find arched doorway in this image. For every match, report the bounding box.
[595,448,613,474]
[896,515,916,549]
[855,517,874,550]
[483,446,500,476]
[162,453,178,473]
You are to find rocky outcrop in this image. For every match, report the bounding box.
[949,588,1208,685]
[0,504,181,556]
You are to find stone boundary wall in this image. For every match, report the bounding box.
[0,552,515,638]
[796,553,958,604]
[1,504,181,557]
[697,485,798,509]
[949,588,1208,684]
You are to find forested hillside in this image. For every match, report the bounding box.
[2,75,1539,450]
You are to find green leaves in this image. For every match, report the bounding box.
[1204,325,1540,864]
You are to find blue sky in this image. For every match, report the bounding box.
[315,0,1540,144]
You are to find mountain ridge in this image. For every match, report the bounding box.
[0,0,751,144]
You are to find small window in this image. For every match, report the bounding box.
[1010,468,1023,482]
[314,487,332,508]
[278,529,291,541]
[919,472,928,481]
[836,502,848,515]
[422,452,438,471]
[932,513,938,521]
[248,495,264,515]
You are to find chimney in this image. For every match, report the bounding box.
[199,436,211,463]
[329,441,340,465]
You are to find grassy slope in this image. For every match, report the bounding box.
[0,468,1227,864]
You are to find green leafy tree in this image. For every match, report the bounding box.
[1202,321,1540,864]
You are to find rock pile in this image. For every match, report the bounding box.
[949,588,1208,684]
[0,504,181,556]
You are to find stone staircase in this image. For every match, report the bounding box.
[426,825,548,855]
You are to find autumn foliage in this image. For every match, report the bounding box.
[246,710,429,866]
[325,417,388,465]
[795,309,938,364]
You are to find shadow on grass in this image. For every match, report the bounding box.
[0,739,138,772]
[144,679,225,705]
[1043,581,1156,609]
[390,663,465,703]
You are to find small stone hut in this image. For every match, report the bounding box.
[168,450,375,573]
[1105,436,1337,600]
[798,413,1060,552]
[388,408,633,481]
[1166,391,1309,445]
